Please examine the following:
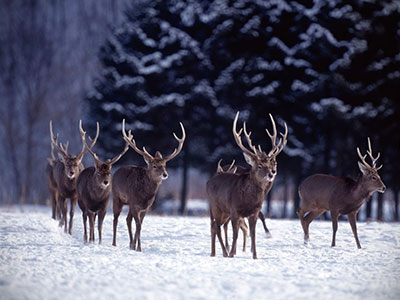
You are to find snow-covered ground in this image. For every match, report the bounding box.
[1,205,400,300]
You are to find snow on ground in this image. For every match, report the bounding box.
[1,205,400,300]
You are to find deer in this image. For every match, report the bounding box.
[50,120,99,234]
[217,160,272,253]
[112,119,186,251]
[298,137,386,249]
[76,121,130,243]
[207,111,287,259]
[46,136,65,220]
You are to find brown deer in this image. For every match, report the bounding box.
[46,136,63,220]
[217,160,272,253]
[77,121,130,243]
[207,112,287,259]
[112,119,185,251]
[298,138,386,248]
[50,120,99,234]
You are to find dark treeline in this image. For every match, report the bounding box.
[87,0,399,220]
[0,0,399,221]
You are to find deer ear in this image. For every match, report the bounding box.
[243,152,255,167]
[58,153,65,163]
[358,162,369,175]
[155,151,163,159]
[143,156,151,166]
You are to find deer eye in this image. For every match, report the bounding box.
[372,176,377,180]
[153,165,157,169]
[258,165,262,169]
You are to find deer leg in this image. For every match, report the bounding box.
[82,210,88,243]
[348,212,361,249]
[68,197,77,235]
[229,216,239,258]
[331,211,339,247]
[248,215,258,259]
[298,208,308,242]
[210,221,217,257]
[51,190,57,220]
[258,211,271,238]
[215,221,228,257]
[133,212,142,252]
[223,221,230,253]
[239,219,248,252]
[88,211,95,242]
[303,209,324,244]
[98,209,106,244]
[59,197,67,232]
[126,211,134,250]
[112,201,123,246]
[55,192,61,220]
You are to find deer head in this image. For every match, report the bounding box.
[233,112,287,183]
[122,119,186,182]
[50,120,99,180]
[80,120,130,189]
[357,137,386,193]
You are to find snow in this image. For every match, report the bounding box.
[1,206,400,300]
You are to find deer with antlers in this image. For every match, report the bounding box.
[50,120,99,234]
[112,119,186,251]
[298,138,386,248]
[207,112,287,259]
[76,121,130,243]
[46,138,63,220]
[216,160,272,253]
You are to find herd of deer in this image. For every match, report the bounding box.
[46,112,386,259]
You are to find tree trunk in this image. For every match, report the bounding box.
[366,197,372,220]
[377,192,384,221]
[179,147,189,215]
[282,173,289,218]
[394,189,399,222]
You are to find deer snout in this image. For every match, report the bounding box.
[379,184,386,193]
[161,172,168,180]
[101,180,110,189]
[67,171,75,179]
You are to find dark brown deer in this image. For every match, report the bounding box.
[112,119,185,251]
[50,120,99,234]
[298,138,386,248]
[207,112,287,259]
[77,121,130,243]
[217,160,271,253]
[46,136,63,220]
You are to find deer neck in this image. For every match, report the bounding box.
[352,176,373,204]
[243,172,265,200]
[142,170,162,198]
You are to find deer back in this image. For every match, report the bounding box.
[112,166,161,208]
[299,174,360,212]
[207,172,264,217]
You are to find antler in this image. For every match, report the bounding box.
[50,120,69,157]
[233,112,258,159]
[242,122,260,156]
[357,137,382,171]
[217,159,236,174]
[78,120,99,160]
[107,129,131,165]
[266,113,288,157]
[164,122,186,162]
[122,119,154,161]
